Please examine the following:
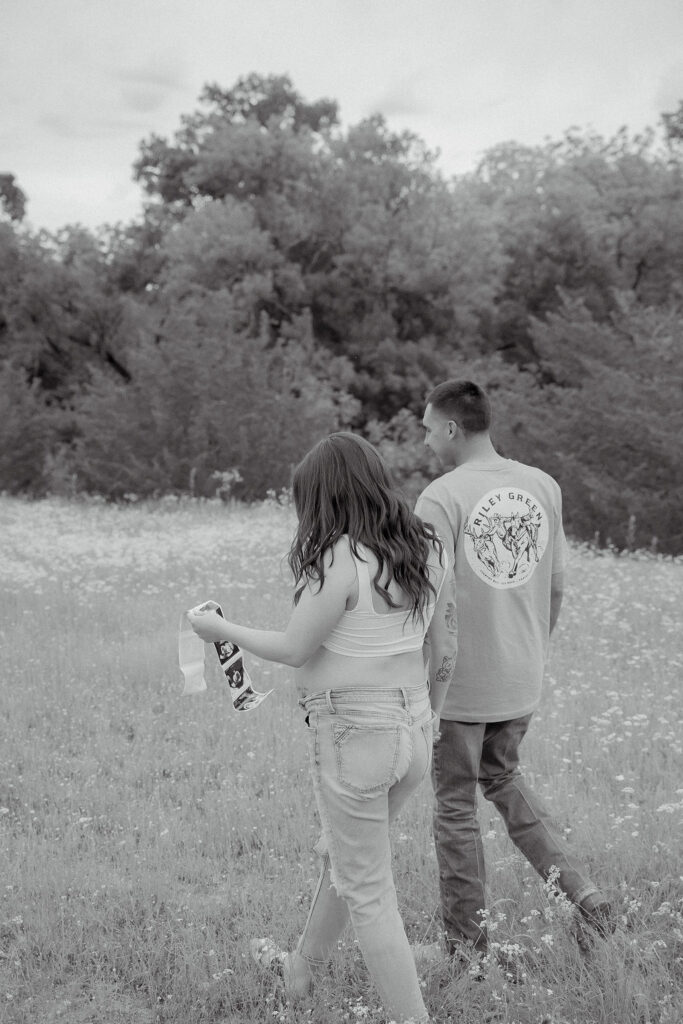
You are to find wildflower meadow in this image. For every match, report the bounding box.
[0,495,681,1024]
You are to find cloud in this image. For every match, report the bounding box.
[120,85,171,114]
[112,51,187,90]
[110,52,188,115]
[368,75,429,119]
[35,112,149,141]
[35,114,96,141]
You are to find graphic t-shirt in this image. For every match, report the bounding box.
[415,458,568,722]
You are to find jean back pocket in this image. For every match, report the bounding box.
[333,723,403,795]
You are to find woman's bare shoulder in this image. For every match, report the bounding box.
[322,535,356,577]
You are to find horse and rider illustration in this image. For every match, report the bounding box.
[465,506,542,583]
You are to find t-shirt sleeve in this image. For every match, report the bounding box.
[415,490,456,564]
[552,487,569,574]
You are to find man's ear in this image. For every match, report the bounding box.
[447,420,458,439]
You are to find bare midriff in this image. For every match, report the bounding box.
[296,644,427,699]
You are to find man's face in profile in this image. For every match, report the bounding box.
[422,403,455,467]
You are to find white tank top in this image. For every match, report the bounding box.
[321,542,447,658]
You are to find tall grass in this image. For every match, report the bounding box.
[0,496,681,1024]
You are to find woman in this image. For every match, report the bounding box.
[189,432,455,1024]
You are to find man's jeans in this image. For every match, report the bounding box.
[432,715,598,952]
[298,685,434,1024]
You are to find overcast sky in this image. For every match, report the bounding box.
[3,0,683,233]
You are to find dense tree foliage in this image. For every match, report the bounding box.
[1,76,682,551]
[0,174,27,222]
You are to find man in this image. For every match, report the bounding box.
[415,379,612,958]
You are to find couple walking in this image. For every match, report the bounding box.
[188,379,612,1024]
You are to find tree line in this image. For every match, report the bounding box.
[1,75,682,553]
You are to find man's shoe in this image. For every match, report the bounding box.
[574,894,616,954]
[447,943,488,982]
[578,894,616,936]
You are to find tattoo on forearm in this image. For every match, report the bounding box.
[435,655,455,683]
[445,602,457,634]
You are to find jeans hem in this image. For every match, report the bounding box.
[573,884,599,906]
[296,950,327,970]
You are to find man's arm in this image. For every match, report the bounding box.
[550,570,564,635]
[425,569,458,718]
[416,490,459,719]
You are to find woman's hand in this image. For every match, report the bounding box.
[431,711,441,744]
[182,540,353,668]
[187,608,228,644]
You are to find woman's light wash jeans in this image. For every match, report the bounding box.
[297,684,434,1024]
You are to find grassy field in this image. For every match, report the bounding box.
[0,495,681,1024]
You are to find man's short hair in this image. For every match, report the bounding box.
[427,380,491,434]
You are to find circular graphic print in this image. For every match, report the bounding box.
[463,487,549,589]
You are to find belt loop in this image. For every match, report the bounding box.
[325,689,335,714]
[400,686,409,708]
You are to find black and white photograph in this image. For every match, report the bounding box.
[1,2,682,1022]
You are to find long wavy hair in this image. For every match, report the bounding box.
[288,432,443,618]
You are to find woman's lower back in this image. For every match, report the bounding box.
[296,646,427,698]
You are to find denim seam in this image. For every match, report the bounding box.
[297,951,327,969]
[297,850,339,967]
[314,707,412,723]
[308,740,345,901]
[313,712,320,768]
[418,719,433,784]
[498,779,595,901]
